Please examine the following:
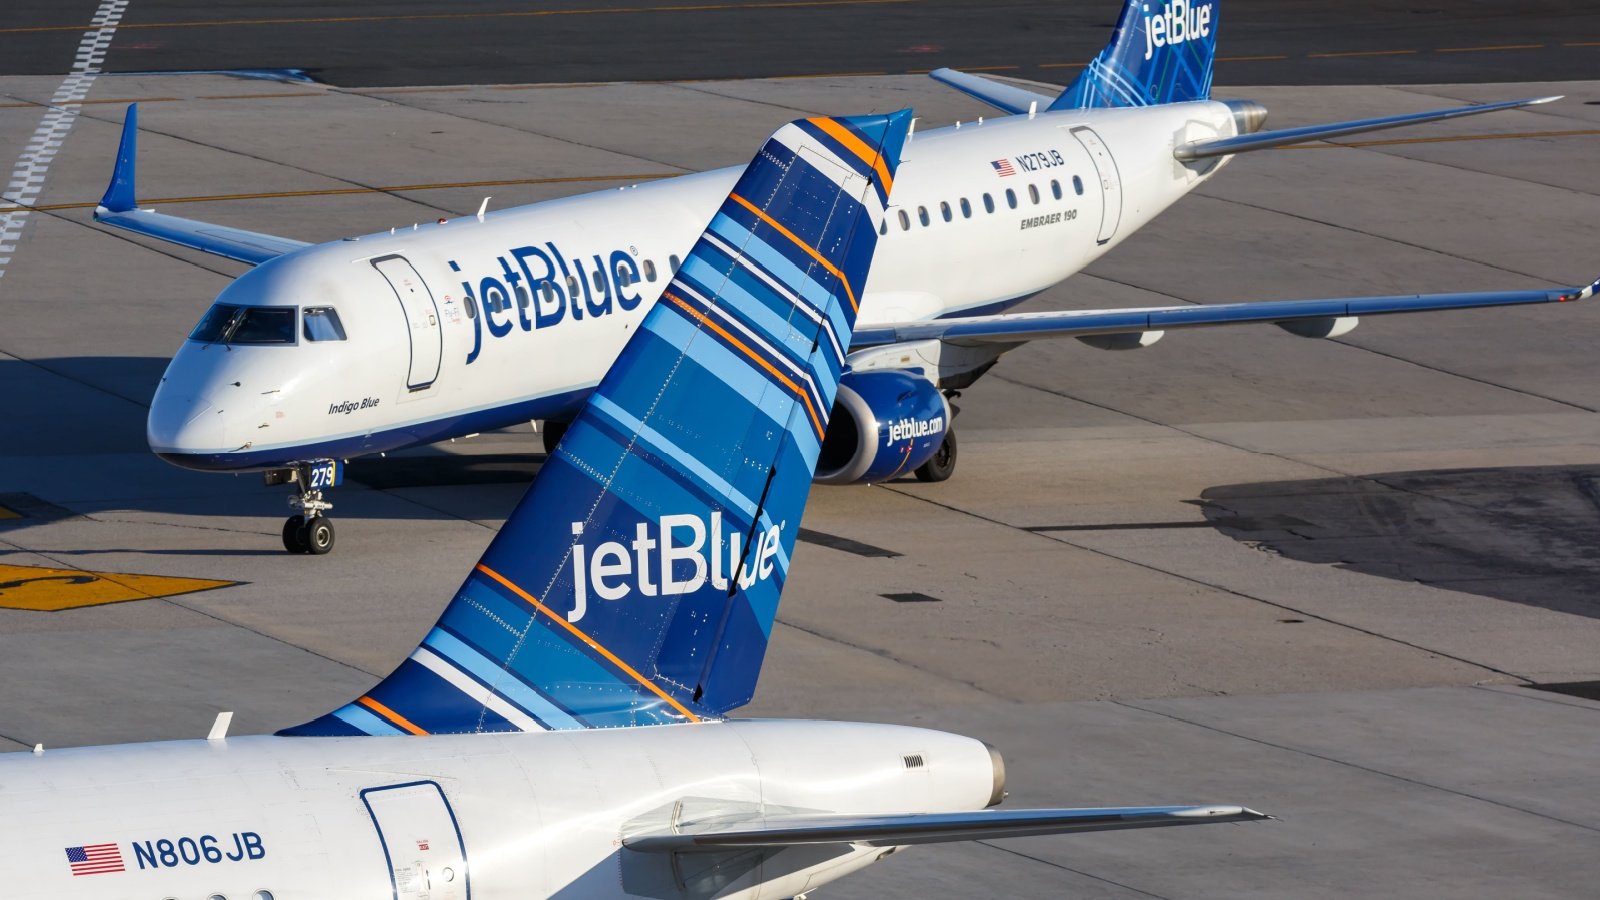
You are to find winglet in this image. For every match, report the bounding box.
[98,103,139,213]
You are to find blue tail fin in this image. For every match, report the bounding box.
[1051,0,1218,110]
[285,109,910,736]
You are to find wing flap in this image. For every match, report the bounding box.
[93,104,309,266]
[625,805,1269,853]
[853,281,1596,349]
[929,68,1054,116]
[1176,96,1561,161]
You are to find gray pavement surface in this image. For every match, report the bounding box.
[1,68,1599,897]
[2,1,1599,87]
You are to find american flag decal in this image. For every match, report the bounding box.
[990,158,1016,177]
[65,843,125,876]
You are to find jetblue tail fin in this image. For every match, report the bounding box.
[285,109,910,736]
[1051,0,1218,110]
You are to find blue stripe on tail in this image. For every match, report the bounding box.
[283,109,911,736]
[1051,0,1219,110]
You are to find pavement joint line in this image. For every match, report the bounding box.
[1187,188,1593,294]
[1111,698,1600,835]
[0,0,920,35]
[882,466,1529,684]
[973,839,1173,899]
[771,616,1009,700]
[0,533,382,679]
[5,172,677,213]
[1474,683,1600,714]
[343,89,696,181]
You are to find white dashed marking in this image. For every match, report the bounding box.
[0,0,130,282]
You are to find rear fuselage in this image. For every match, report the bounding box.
[3,720,997,899]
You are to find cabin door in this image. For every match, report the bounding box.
[1069,126,1123,244]
[361,781,471,900]
[373,255,444,392]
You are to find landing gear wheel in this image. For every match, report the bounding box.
[282,515,309,553]
[542,420,569,456]
[303,516,336,555]
[914,431,958,483]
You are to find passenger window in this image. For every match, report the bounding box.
[982,193,995,214]
[515,285,530,309]
[230,307,297,345]
[1073,175,1085,195]
[1051,179,1063,200]
[1028,184,1040,204]
[592,270,604,291]
[254,892,275,900]
[898,209,910,231]
[539,281,557,304]
[615,261,633,289]
[917,206,930,227]
[302,306,347,341]
[643,259,658,282]
[463,295,478,319]
[959,197,972,218]
[669,254,682,273]
[1005,189,1017,209]
[566,275,580,297]
[940,201,952,222]
[879,219,888,236]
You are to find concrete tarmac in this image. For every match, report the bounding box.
[2,0,1599,87]
[1,69,1599,897]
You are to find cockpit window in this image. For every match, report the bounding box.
[189,304,240,343]
[302,307,347,341]
[230,307,297,344]
[188,304,297,345]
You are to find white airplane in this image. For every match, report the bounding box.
[98,0,1594,554]
[8,106,1270,900]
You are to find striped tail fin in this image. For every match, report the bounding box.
[1051,0,1219,110]
[284,109,911,736]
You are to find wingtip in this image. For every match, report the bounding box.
[1529,95,1563,105]
[97,103,139,214]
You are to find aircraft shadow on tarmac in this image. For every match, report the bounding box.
[1199,465,1600,620]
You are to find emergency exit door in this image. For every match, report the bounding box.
[1069,126,1123,244]
[361,781,471,900]
[373,255,443,391]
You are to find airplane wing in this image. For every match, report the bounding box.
[94,104,310,266]
[929,68,1055,116]
[1175,96,1560,160]
[853,280,1598,350]
[625,804,1269,852]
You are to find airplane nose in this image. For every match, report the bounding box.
[147,386,221,461]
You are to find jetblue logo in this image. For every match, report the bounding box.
[1141,0,1213,61]
[132,832,264,870]
[568,512,783,624]
[887,415,945,442]
[451,243,645,366]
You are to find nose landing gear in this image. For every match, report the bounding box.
[266,461,340,554]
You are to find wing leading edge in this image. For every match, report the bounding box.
[94,104,309,266]
[625,804,1270,852]
[854,280,1598,350]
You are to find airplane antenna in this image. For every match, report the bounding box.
[1028,100,1038,120]
[978,116,984,125]
[908,117,919,142]
[32,743,43,755]
[207,711,233,741]
[477,196,491,221]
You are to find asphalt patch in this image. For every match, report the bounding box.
[1200,465,1600,620]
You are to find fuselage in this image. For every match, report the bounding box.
[4,720,997,899]
[148,102,1239,470]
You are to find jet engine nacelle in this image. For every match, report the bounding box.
[815,370,950,485]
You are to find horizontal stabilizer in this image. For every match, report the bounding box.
[1176,96,1561,161]
[625,804,1270,852]
[854,280,1596,349]
[929,68,1054,116]
[94,104,308,265]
